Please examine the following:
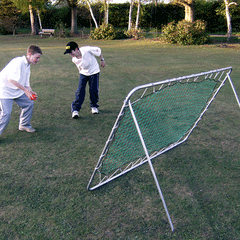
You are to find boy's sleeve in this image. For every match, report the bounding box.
[8,59,21,82]
[2,59,22,89]
[89,47,101,57]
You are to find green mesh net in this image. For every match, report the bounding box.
[87,67,237,233]
[100,79,218,175]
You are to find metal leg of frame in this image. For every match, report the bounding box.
[227,74,240,108]
[129,100,174,232]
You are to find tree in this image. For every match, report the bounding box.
[84,0,98,28]
[173,0,195,22]
[54,0,78,34]
[11,0,45,35]
[216,0,239,41]
[67,0,78,33]
[128,0,134,30]
[128,0,141,30]
[103,0,109,25]
[135,0,141,29]
[224,0,238,41]
[0,0,21,34]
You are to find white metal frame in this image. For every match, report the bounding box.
[87,67,239,231]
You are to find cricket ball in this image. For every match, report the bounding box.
[31,94,37,101]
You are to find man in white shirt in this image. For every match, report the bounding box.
[64,41,105,118]
[0,45,42,136]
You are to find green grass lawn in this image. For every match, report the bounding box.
[0,35,240,239]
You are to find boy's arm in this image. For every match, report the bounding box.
[8,79,37,100]
[99,53,105,68]
[89,47,105,68]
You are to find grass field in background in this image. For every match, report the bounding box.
[0,35,240,239]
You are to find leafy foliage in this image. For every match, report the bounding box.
[11,0,45,13]
[90,24,116,40]
[0,0,21,34]
[54,22,71,38]
[125,28,144,40]
[90,24,127,40]
[162,20,210,45]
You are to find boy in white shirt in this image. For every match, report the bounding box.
[64,41,105,118]
[0,45,42,136]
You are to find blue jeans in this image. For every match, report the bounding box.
[71,73,99,112]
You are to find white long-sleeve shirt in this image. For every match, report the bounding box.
[0,56,30,99]
[72,46,101,76]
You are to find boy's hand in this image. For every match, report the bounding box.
[30,94,37,101]
[25,88,37,101]
[101,60,105,68]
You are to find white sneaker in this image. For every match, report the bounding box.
[72,111,79,119]
[91,107,99,114]
[19,126,36,133]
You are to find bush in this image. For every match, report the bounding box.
[115,29,128,39]
[0,24,8,35]
[90,24,127,40]
[54,22,71,38]
[125,28,144,40]
[90,24,121,40]
[162,20,210,45]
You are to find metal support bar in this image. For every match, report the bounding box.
[128,100,174,232]
[227,73,240,108]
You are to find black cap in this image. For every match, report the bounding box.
[64,41,78,54]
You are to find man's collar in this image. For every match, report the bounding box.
[23,55,30,66]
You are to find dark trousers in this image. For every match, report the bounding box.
[71,73,99,112]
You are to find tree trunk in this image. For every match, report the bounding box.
[184,0,194,22]
[37,9,42,31]
[128,0,134,30]
[104,0,109,25]
[175,0,195,23]
[71,5,78,34]
[224,0,232,41]
[135,0,140,29]
[86,0,98,28]
[29,4,37,35]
